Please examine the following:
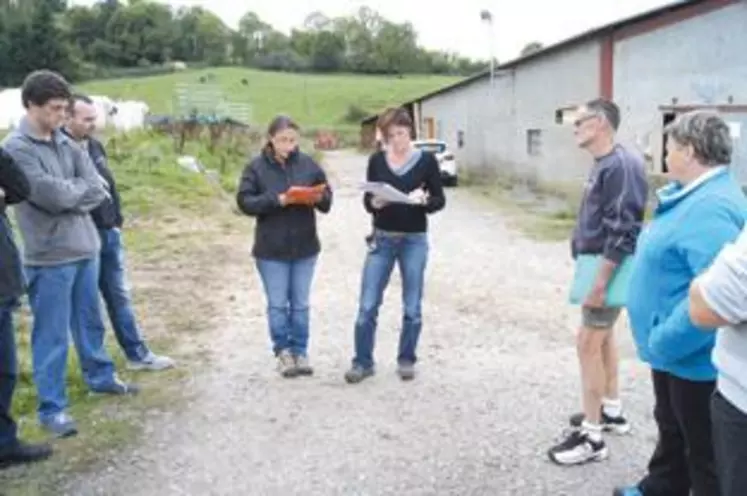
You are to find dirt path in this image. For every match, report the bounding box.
[68,150,657,496]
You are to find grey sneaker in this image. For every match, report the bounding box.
[294,355,314,376]
[40,412,78,438]
[397,362,416,381]
[127,352,176,371]
[91,379,140,396]
[344,365,374,384]
[277,350,298,378]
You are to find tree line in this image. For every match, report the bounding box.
[0,0,493,88]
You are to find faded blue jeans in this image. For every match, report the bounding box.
[99,228,150,362]
[25,257,118,422]
[353,231,429,370]
[255,255,318,357]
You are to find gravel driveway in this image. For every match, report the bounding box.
[67,150,657,496]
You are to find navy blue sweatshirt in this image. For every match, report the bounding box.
[571,144,649,263]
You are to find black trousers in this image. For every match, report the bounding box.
[712,390,747,496]
[0,302,18,449]
[638,370,719,496]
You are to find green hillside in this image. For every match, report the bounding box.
[79,67,461,129]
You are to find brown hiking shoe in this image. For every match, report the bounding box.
[294,355,314,376]
[277,350,297,378]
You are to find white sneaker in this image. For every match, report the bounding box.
[127,352,176,371]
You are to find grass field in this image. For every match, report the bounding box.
[79,67,461,129]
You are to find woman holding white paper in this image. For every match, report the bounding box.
[344,107,446,384]
[613,111,747,496]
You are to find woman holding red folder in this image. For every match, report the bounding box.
[236,115,333,378]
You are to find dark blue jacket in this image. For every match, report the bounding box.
[571,144,649,263]
[60,130,123,230]
[0,147,30,304]
[236,149,332,260]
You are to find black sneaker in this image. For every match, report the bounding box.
[569,409,631,435]
[548,430,608,466]
[0,441,53,469]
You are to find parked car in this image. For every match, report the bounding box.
[413,139,458,186]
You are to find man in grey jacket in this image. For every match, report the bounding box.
[689,226,747,496]
[1,70,138,438]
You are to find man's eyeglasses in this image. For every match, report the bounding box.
[573,113,599,127]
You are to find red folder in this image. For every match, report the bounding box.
[286,184,326,205]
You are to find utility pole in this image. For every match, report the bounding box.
[480,9,495,87]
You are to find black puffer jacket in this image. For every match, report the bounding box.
[0,147,30,305]
[236,149,332,260]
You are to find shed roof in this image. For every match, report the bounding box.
[360,0,714,124]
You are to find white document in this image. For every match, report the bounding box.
[360,181,418,205]
[728,121,741,139]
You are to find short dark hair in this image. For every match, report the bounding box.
[585,98,621,131]
[67,93,93,114]
[21,70,72,109]
[377,107,413,136]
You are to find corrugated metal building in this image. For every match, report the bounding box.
[363,0,747,187]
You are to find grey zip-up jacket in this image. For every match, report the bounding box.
[1,118,108,266]
[571,144,649,263]
[700,226,747,414]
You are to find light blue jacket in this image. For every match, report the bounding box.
[626,167,747,381]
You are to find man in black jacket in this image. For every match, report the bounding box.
[64,94,174,371]
[0,147,53,468]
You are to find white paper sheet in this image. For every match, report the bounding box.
[728,121,741,139]
[359,182,418,205]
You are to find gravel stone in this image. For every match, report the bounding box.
[68,150,657,495]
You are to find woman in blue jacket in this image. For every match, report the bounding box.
[614,111,747,496]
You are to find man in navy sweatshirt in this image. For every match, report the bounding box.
[63,94,174,372]
[548,98,648,466]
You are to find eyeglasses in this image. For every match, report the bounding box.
[573,114,599,127]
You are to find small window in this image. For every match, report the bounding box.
[555,106,577,125]
[527,129,542,156]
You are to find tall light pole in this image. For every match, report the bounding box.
[480,9,495,87]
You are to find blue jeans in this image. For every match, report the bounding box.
[25,257,118,422]
[99,228,149,362]
[0,301,18,448]
[255,255,318,356]
[353,231,429,370]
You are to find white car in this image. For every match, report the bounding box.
[412,139,458,186]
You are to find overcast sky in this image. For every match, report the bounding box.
[70,0,673,61]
